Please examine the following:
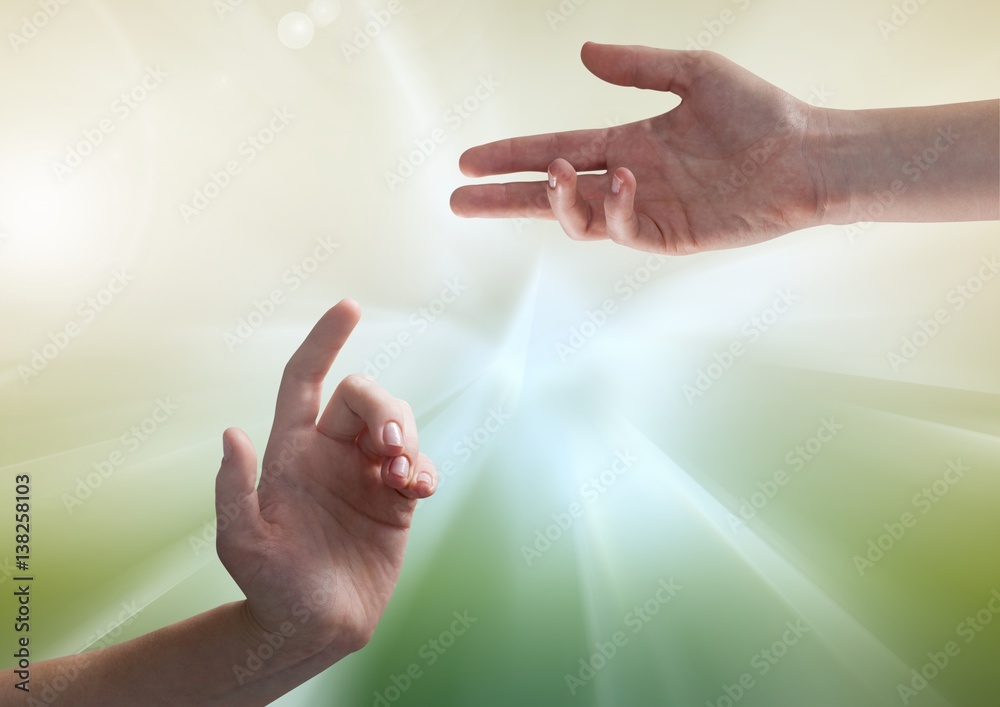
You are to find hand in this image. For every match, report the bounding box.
[451,42,832,254]
[214,299,438,660]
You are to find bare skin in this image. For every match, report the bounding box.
[451,42,1000,254]
[1,300,438,706]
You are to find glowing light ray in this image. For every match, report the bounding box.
[364,3,436,132]
[61,531,216,656]
[837,403,1000,443]
[390,262,541,560]
[758,361,1000,398]
[617,413,955,707]
[572,482,639,706]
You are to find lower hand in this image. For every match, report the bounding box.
[214,299,438,660]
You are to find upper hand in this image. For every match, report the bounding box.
[451,42,831,254]
[213,299,437,659]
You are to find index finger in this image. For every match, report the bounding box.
[458,128,610,178]
[273,299,362,432]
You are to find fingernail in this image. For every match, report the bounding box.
[388,456,409,482]
[548,171,557,189]
[383,422,403,448]
[611,173,623,195]
[223,436,232,461]
[417,471,433,489]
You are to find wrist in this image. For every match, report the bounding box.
[236,600,359,674]
[802,105,858,226]
[232,601,299,684]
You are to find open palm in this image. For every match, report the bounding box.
[451,43,829,254]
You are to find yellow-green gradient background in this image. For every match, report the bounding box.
[2,0,1000,705]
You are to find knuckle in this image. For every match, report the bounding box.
[345,372,376,390]
[690,50,722,73]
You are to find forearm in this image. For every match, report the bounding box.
[809,100,1000,225]
[1,601,347,707]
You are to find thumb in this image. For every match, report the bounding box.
[215,428,262,541]
[581,42,705,97]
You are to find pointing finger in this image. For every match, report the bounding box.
[273,299,362,433]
